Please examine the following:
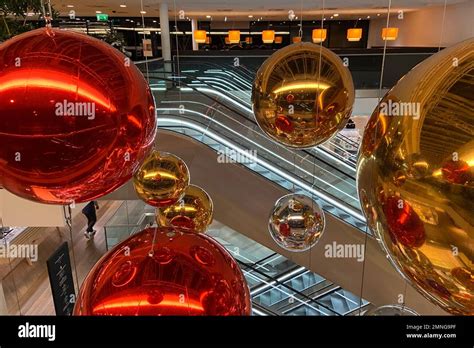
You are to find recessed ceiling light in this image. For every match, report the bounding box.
[248,15,253,18]
[66,5,74,8]
[367,15,370,19]
[96,11,102,14]
[330,16,333,19]
[377,13,381,16]
[358,17,362,20]
[206,15,211,18]
[333,13,339,17]
[140,11,146,14]
[120,4,127,8]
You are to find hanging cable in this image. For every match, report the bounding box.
[40,0,53,27]
[298,0,303,38]
[139,0,150,81]
[438,0,448,51]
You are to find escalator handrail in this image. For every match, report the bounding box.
[157,115,366,224]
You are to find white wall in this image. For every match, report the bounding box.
[0,189,66,227]
[368,1,474,48]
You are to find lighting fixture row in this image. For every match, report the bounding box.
[194,27,399,44]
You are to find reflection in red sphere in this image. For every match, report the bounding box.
[279,222,291,237]
[0,28,156,204]
[384,196,425,248]
[74,227,252,316]
[170,215,195,230]
[441,159,471,184]
[275,114,293,133]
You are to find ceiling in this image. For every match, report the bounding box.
[52,0,469,20]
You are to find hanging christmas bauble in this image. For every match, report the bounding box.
[157,185,213,233]
[133,151,190,207]
[252,42,354,148]
[269,193,325,252]
[0,28,156,204]
[74,227,251,316]
[357,38,474,315]
[364,305,418,316]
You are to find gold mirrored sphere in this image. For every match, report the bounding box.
[157,184,214,233]
[133,150,190,207]
[357,38,474,315]
[252,42,355,148]
[269,194,325,252]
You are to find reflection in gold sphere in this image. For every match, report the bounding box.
[252,42,355,148]
[269,194,325,252]
[157,185,213,233]
[133,151,190,208]
[364,305,418,316]
[357,39,474,315]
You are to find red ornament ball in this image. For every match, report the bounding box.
[441,159,472,184]
[74,227,252,316]
[383,196,425,248]
[0,28,156,204]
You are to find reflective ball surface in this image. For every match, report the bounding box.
[74,227,251,316]
[0,28,156,204]
[252,42,354,148]
[357,38,474,315]
[269,194,325,252]
[157,185,213,233]
[364,305,418,316]
[133,151,190,207]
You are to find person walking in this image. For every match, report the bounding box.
[82,201,99,239]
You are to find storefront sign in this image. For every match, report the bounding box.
[47,242,75,316]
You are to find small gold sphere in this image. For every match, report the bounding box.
[269,194,325,252]
[252,42,355,148]
[133,150,190,207]
[157,184,214,234]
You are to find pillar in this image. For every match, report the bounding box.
[159,2,171,62]
[191,19,199,51]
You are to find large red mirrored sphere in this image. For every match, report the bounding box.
[74,227,252,316]
[0,28,157,204]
